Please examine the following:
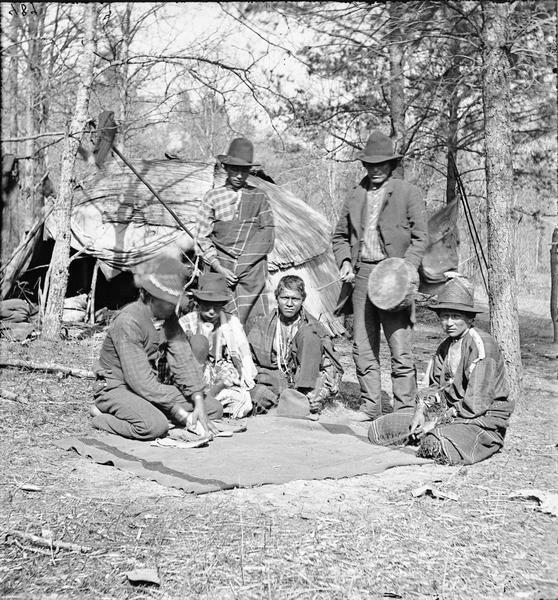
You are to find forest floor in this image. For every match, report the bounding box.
[0,273,556,600]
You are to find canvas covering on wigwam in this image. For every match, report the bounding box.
[44,159,344,333]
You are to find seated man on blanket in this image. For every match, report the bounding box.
[368,276,514,465]
[247,275,343,415]
[90,257,222,441]
[179,272,257,419]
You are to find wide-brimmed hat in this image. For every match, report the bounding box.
[427,276,483,315]
[192,273,232,303]
[358,130,402,164]
[135,256,189,305]
[217,138,261,167]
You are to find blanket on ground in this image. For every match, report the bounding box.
[55,415,429,494]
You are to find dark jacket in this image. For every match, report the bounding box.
[247,308,342,373]
[331,176,428,314]
[429,327,513,424]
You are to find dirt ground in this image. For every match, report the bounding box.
[1,279,557,600]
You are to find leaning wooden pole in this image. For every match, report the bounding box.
[482,1,523,403]
[551,227,558,344]
[41,3,98,340]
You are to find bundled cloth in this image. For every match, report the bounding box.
[180,310,256,419]
[0,299,37,323]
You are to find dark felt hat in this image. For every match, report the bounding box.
[276,389,318,421]
[427,276,482,315]
[358,130,402,164]
[217,138,261,167]
[192,273,232,303]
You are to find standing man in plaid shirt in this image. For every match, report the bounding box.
[196,138,275,328]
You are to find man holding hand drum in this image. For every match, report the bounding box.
[332,130,428,422]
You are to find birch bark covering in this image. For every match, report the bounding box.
[41,3,98,340]
[481,1,522,402]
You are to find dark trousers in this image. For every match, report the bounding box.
[251,323,324,413]
[93,380,223,441]
[352,261,417,419]
[367,409,507,465]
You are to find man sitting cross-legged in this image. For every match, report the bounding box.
[90,257,222,441]
[179,272,257,419]
[368,276,514,465]
[247,275,343,415]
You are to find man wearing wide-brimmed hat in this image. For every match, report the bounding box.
[90,257,222,441]
[195,138,275,327]
[332,130,429,422]
[179,272,257,419]
[368,276,514,465]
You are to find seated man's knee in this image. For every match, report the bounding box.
[417,433,450,464]
[206,396,224,420]
[134,412,169,440]
[368,412,413,446]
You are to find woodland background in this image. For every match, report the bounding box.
[0,1,557,385]
[2,1,556,270]
[0,5,557,598]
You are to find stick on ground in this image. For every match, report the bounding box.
[4,529,92,553]
[0,359,95,379]
[0,388,28,404]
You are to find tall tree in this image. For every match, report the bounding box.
[41,3,98,340]
[482,1,522,400]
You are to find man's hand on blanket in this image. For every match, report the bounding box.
[409,408,426,438]
[190,394,219,436]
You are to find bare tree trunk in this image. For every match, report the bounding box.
[118,2,133,151]
[551,227,558,343]
[6,17,20,153]
[41,3,98,341]
[21,4,47,231]
[445,30,460,205]
[482,1,522,402]
[388,1,405,178]
[1,17,22,264]
[446,101,459,205]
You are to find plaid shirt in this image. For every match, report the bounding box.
[196,185,243,265]
[96,300,205,409]
[360,187,387,262]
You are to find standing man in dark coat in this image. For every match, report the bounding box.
[332,131,428,421]
[196,138,275,328]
